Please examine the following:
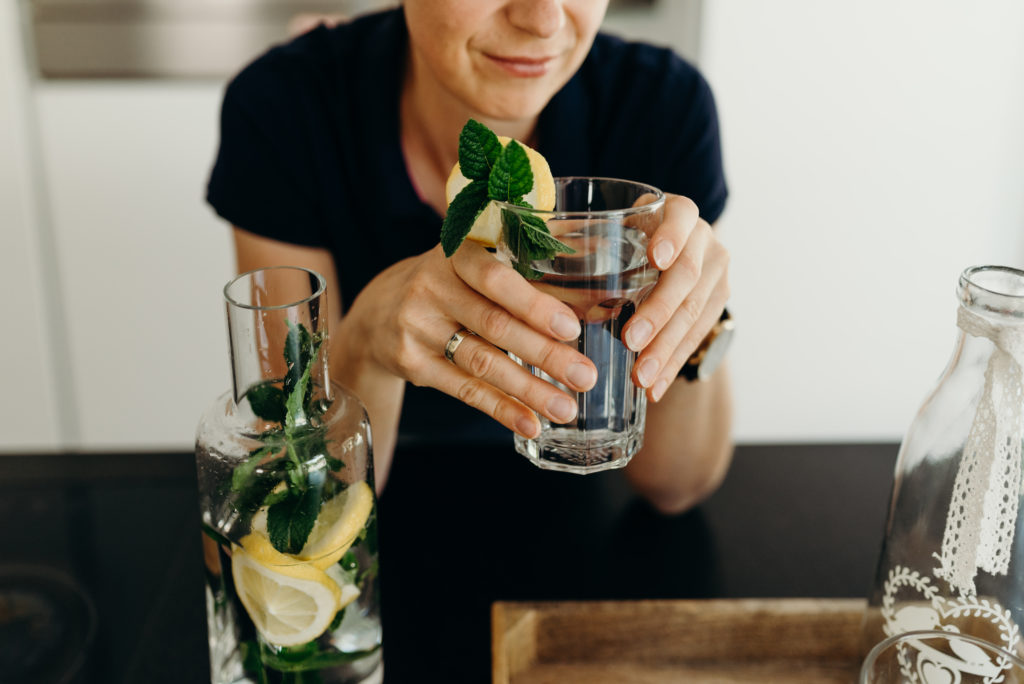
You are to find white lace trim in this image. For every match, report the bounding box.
[934,307,1024,597]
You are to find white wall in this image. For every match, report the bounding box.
[702,0,1024,442]
[34,82,234,450]
[2,2,1023,452]
[0,0,63,450]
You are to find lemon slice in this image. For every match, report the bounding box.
[297,481,375,569]
[444,136,556,248]
[250,481,375,570]
[232,546,341,647]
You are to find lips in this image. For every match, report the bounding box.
[485,53,556,77]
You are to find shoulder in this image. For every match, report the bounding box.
[582,33,716,119]
[222,8,404,116]
[574,34,728,220]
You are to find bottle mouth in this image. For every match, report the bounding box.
[224,266,326,311]
[959,265,1024,321]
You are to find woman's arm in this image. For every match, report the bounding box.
[620,195,734,514]
[232,227,405,491]
[626,365,733,514]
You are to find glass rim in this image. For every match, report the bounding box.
[224,265,327,312]
[960,265,1024,300]
[861,629,1024,678]
[493,176,666,220]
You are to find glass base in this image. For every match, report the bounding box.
[514,427,642,475]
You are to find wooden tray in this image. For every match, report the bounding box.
[492,598,868,683]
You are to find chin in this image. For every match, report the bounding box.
[473,88,551,123]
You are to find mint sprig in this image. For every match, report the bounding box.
[231,321,342,554]
[440,119,574,275]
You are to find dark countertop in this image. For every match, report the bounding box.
[0,442,897,683]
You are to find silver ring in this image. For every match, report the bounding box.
[444,327,476,363]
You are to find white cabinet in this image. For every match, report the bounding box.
[35,82,235,449]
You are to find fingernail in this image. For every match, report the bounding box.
[652,378,670,402]
[551,311,581,340]
[516,415,540,439]
[567,362,597,390]
[626,319,653,351]
[653,241,674,269]
[636,358,660,388]
[547,394,577,423]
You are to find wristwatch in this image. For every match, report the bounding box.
[679,308,734,382]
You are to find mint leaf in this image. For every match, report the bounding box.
[500,207,574,280]
[231,445,278,492]
[458,119,502,180]
[230,457,288,525]
[284,327,322,434]
[519,211,575,256]
[267,485,320,554]
[488,140,533,201]
[440,179,488,257]
[241,641,270,684]
[283,321,312,401]
[260,645,381,673]
[247,382,286,422]
[328,607,347,632]
[262,487,291,507]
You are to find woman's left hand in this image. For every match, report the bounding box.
[622,194,730,401]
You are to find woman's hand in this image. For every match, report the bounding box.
[622,194,731,401]
[342,243,598,438]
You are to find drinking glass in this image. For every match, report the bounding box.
[860,630,1024,683]
[499,177,665,474]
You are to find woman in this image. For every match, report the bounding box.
[208,0,732,514]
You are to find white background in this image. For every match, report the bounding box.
[2,0,1022,452]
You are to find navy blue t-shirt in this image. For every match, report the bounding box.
[207,7,727,445]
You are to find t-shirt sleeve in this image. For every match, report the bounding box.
[665,65,728,224]
[589,42,729,225]
[206,51,326,247]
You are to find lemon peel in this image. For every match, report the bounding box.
[444,136,555,248]
[231,545,341,647]
[250,481,375,570]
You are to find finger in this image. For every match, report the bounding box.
[647,195,700,271]
[648,283,730,402]
[633,246,728,388]
[643,262,733,403]
[445,287,597,392]
[418,353,541,438]
[448,332,579,425]
[624,220,712,353]
[451,241,582,342]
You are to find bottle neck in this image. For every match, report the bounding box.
[224,267,331,407]
[956,265,1024,369]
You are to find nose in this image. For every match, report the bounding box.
[506,0,566,39]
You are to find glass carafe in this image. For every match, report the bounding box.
[196,266,381,684]
[865,266,1024,669]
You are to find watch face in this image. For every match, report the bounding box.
[697,325,734,381]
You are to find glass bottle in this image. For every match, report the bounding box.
[196,266,381,684]
[865,266,1024,669]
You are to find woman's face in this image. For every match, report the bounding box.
[404,0,609,121]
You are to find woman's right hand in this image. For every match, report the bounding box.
[340,241,598,438]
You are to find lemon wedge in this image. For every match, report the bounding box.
[231,546,341,647]
[250,481,375,570]
[444,136,556,248]
[325,564,362,611]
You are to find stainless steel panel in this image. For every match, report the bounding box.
[29,0,397,78]
[26,0,691,80]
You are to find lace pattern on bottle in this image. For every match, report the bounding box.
[935,307,1024,597]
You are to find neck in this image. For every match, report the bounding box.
[400,51,539,214]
